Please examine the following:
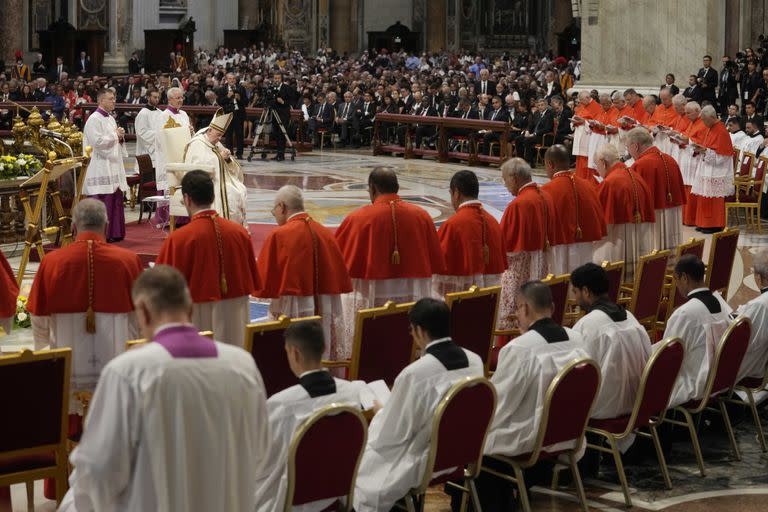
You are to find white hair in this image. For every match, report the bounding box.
[275,185,304,213]
[754,249,768,280]
[72,198,108,232]
[672,93,687,106]
[685,101,701,114]
[700,105,717,119]
[625,126,654,148]
[501,157,532,181]
[167,87,183,100]
[611,91,624,101]
[595,143,620,164]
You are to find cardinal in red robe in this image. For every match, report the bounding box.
[593,144,656,281]
[626,127,686,252]
[0,249,19,335]
[255,185,352,359]
[433,170,506,298]
[542,145,607,275]
[586,93,620,176]
[497,158,555,329]
[623,89,649,125]
[677,103,707,225]
[156,171,260,346]
[646,90,678,129]
[691,106,735,233]
[335,167,445,347]
[572,92,603,181]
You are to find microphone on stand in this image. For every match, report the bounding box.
[40,128,66,140]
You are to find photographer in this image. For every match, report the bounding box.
[696,55,718,110]
[718,57,738,110]
[218,72,247,159]
[741,60,762,114]
[270,71,298,161]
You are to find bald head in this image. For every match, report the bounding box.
[368,166,399,199]
[275,185,304,213]
[544,144,571,177]
[659,89,672,106]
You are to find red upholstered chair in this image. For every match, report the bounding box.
[586,337,685,506]
[659,239,705,328]
[0,349,72,506]
[727,155,766,230]
[482,358,600,512]
[396,377,496,512]
[446,285,501,375]
[283,404,367,511]
[619,250,670,339]
[663,316,751,476]
[134,154,159,223]
[246,316,320,397]
[542,273,570,326]
[324,301,414,386]
[601,260,625,304]
[705,227,740,297]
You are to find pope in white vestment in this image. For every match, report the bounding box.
[353,337,483,511]
[59,325,271,512]
[184,113,248,227]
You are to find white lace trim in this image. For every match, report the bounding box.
[690,151,735,198]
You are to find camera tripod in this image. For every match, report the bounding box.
[247,106,296,161]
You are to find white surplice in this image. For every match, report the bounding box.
[593,222,654,282]
[82,112,128,195]
[485,328,589,456]
[431,273,502,299]
[742,134,765,158]
[660,289,732,408]
[192,295,249,347]
[134,107,162,165]
[652,206,683,252]
[58,340,271,512]
[734,290,768,381]
[572,309,651,419]
[266,295,345,360]
[498,250,549,330]
[255,377,366,512]
[184,132,248,227]
[154,108,191,191]
[549,241,594,276]
[353,342,484,512]
[32,312,138,414]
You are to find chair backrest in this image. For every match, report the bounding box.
[706,316,751,398]
[628,338,685,429]
[125,330,213,351]
[630,250,671,322]
[532,358,600,459]
[739,152,755,177]
[732,147,739,172]
[284,404,367,510]
[669,238,706,312]
[351,301,414,385]
[245,316,320,397]
[446,286,501,373]
[706,227,739,296]
[136,153,155,184]
[754,156,768,183]
[600,260,625,304]
[542,273,570,325]
[0,349,71,455]
[415,377,497,492]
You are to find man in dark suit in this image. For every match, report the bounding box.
[475,68,496,98]
[550,96,573,144]
[744,101,764,137]
[447,99,479,144]
[438,92,458,118]
[717,57,738,112]
[697,55,718,109]
[76,51,90,75]
[515,98,554,166]
[400,87,415,114]
[543,71,563,99]
[335,90,358,147]
[218,72,248,159]
[683,75,704,104]
[412,92,439,149]
[481,96,510,155]
[356,91,377,145]
[118,75,140,103]
[270,72,298,161]
[49,56,68,83]
[741,60,762,113]
[32,53,47,77]
[309,91,334,147]
[32,78,52,101]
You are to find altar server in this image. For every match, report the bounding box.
[59,265,271,512]
[627,127,686,251]
[254,320,365,511]
[571,263,651,419]
[335,167,445,349]
[154,86,191,191]
[592,143,655,281]
[134,89,162,165]
[0,249,18,334]
[354,298,483,511]
[733,248,768,380]
[497,158,554,329]
[433,170,505,297]
[156,170,260,346]
[82,88,128,242]
[256,185,352,360]
[542,145,606,275]
[661,255,732,407]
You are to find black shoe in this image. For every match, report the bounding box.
[700,227,724,234]
[695,227,703,232]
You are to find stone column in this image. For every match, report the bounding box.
[578,0,726,94]
[426,0,446,52]
[317,0,330,52]
[0,0,24,64]
[102,0,129,73]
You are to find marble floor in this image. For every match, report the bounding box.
[3,147,768,511]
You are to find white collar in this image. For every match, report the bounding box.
[287,211,305,220]
[299,369,329,378]
[425,337,452,350]
[153,322,196,336]
[687,287,710,297]
[458,200,482,209]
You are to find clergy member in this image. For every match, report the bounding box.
[156,170,260,346]
[134,89,162,166]
[690,105,734,233]
[646,89,678,129]
[661,255,732,407]
[585,93,619,172]
[626,127,686,251]
[612,91,636,154]
[571,91,603,181]
[27,199,142,422]
[184,111,248,226]
[734,249,768,381]
[154,86,191,192]
[335,167,445,348]
[256,185,352,360]
[433,170,505,297]
[254,320,365,511]
[675,102,706,225]
[476,281,588,511]
[354,298,483,511]
[0,249,18,334]
[59,265,271,512]
[593,144,655,281]
[542,145,607,275]
[743,119,765,158]
[498,158,555,329]
[82,88,128,242]
[571,263,651,419]
[623,88,649,125]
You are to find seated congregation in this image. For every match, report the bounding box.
[0,155,767,511]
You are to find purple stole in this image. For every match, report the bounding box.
[153,325,218,358]
[95,107,109,117]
